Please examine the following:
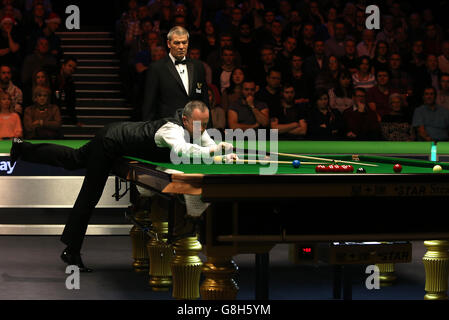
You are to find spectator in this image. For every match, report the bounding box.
[212,45,238,93]
[376,15,395,46]
[406,39,426,71]
[206,32,241,73]
[227,79,269,130]
[265,20,283,56]
[356,29,377,59]
[423,22,442,56]
[188,46,212,85]
[0,90,21,139]
[23,86,61,139]
[437,73,449,110]
[198,20,218,62]
[367,69,400,120]
[340,39,358,74]
[0,64,22,115]
[381,93,415,141]
[412,86,449,141]
[438,41,449,74]
[371,41,390,74]
[0,3,22,23]
[324,20,351,58]
[303,40,327,84]
[234,21,258,74]
[52,56,81,126]
[252,45,278,88]
[388,53,413,96]
[306,89,343,140]
[352,56,376,90]
[328,69,354,114]
[41,13,63,60]
[343,88,382,140]
[0,15,20,69]
[221,67,244,111]
[23,3,46,51]
[255,68,282,116]
[285,52,312,106]
[296,22,315,59]
[21,37,57,87]
[270,84,307,140]
[207,85,225,132]
[23,68,51,108]
[276,35,297,76]
[408,13,425,42]
[413,54,441,99]
[315,55,341,92]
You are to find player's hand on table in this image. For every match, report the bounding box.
[224,153,239,163]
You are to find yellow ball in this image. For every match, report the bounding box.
[433,165,443,172]
[213,155,222,164]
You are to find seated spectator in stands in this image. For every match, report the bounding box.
[255,68,282,115]
[22,2,46,52]
[315,55,341,92]
[23,86,61,139]
[252,45,278,88]
[412,54,441,100]
[340,39,358,74]
[41,13,63,61]
[24,0,52,13]
[371,41,389,74]
[0,90,21,139]
[234,21,258,75]
[52,56,81,126]
[0,2,22,23]
[21,37,57,87]
[356,29,377,59]
[0,64,22,115]
[270,84,307,140]
[381,93,415,141]
[221,67,244,111]
[423,22,443,56]
[296,22,315,59]
[328,69,354,114]
[228,79,269,130]
[303,40,327,84]
[406,39,426,71]
[285,53,312,105]
[438,41,449,74]
[206,33,241,74]
[324,20,350,58]
[412,86,449,141]
[208,85,225,132]
[306,89,343,140]
[188,46,212,85]
[212,46,238,93]
[437,73,449,110]
[388,53,413,96]
[0,15,20,70]
[367,69,400,121]
[352,56,376,90]
[125,5,150,47]
[23,68,51,107]
[343,88,382,140]
[276,35,297,76]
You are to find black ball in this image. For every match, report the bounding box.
[356,168,366,174]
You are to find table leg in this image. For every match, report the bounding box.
[200,256,239,300]
[171,236,203,300]
[129,208,151,272]
[147,221,173,291]
[376,263,397,286]
[423,240,449,300]
[255,253,270,300]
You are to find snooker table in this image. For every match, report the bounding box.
[2,140,449,300]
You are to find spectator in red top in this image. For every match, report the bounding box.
[0,90,21,139]
[367,69,399,121]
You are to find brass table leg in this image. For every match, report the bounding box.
[171,236,203,300]
[423,240,449,300]
[129,209,151,272]
[147,221,173,291]
[376,263,397,287]
[201,256,239,300]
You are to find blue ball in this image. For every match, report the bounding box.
[292,160,301,168]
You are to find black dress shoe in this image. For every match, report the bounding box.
[10,138,24,163]
[61,249,93,273]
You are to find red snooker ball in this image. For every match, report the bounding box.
[393,164,402,173]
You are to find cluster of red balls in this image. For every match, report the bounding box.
[315,164,354,173]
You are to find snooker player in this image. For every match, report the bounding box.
[10,101,237,272]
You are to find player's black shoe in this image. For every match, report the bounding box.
[60,248,93,273]
[10,138,24,164]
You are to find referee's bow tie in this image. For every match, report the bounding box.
[175,59,187,65]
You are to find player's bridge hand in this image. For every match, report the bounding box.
[211,142,234,153]
[224,153,239,164]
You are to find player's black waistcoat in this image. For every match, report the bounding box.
[100,114,182,162]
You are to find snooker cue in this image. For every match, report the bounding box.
[273,152,379,167]
[214,156,324,165]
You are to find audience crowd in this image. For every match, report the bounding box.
[3,0,449,143]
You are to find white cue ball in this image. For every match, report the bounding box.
[433,165,443,172]
[213,155,222,164]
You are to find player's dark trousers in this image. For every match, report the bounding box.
[20,134,116,252]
